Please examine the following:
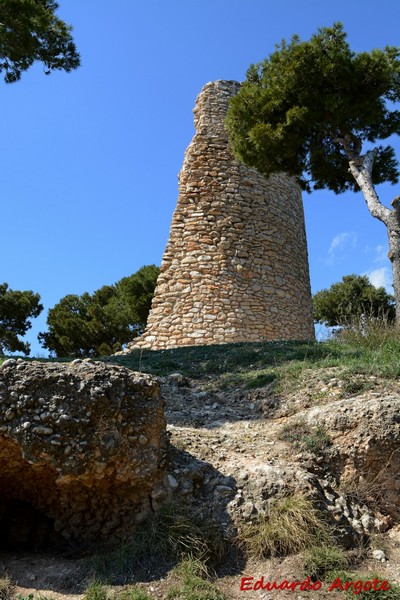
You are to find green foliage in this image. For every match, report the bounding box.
[0,0,80,83]
[313,274,395,327]
[167,558,227,600]
[304,545,348,580]
[39,265,159,357]
[84,582,114,600]
[0,282,43,355]
[225,23,400,193]
[115,264,161,326]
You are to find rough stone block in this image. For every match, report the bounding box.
[0,359,167,547]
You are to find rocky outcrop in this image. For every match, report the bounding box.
[125,80,314,351]
[157,372,400,550]
[303,395,400,523]
[0,359,168,547]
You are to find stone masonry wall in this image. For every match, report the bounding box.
[128,80,314,350]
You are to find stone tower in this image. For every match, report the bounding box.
[128,80,314,351]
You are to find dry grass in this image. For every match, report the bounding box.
[337,315,399,350]
[0,576,13,600]
[236,494,332,559]
[84,582,115,600]
[339,449,400,515]
[89,504,227,584]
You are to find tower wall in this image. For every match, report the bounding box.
[128,80,314,350]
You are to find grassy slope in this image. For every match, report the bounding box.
[3,329,400,388]
[103,332,400,389]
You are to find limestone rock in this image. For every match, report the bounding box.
[302,395,400,522]
[0,359,168,546]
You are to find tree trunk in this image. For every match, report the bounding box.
[387,201,400,322]
[348,151,400,321]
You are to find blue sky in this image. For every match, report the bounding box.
[2,0,400,355]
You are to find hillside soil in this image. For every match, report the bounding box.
[1,355,400,600]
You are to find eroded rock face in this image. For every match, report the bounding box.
[304,395,400,522]
[125,80,314,351]
[159,373,400,549]
[0,359,168,547]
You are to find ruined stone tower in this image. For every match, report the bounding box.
[128,80,314,350]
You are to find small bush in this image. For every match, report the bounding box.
[237,494,331,559]
[342,377,372,396]
[304,545,347,580]
[302,426,332,453]
[167,558,227,600]
[244,370,276,389]
[154,505,226,564]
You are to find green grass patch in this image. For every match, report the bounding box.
[304,545,348,580]
[104,340,343,380]
[166,558,227,600]
[84,582,114,600]
[277,420,331,454]
[103,333,400,395]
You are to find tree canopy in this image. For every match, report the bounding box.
[225,23,400,194]
[226,23,400,320]
[38,265,160,357]
[313,274,395,328]
[0,282,43,355]
[0,0,80,83]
